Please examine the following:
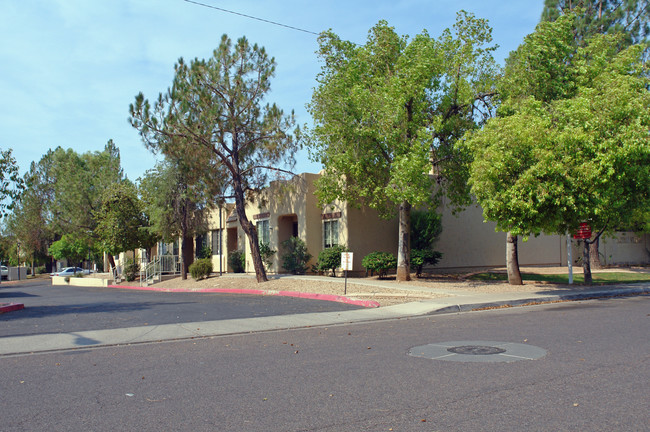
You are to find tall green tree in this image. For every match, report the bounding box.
[138,160,211,279]
[7,141,124,269]
[95,181,158,271]
[464,14,650,284]
[0,148,24,219]
[130,35,299,283]
[5,186,52,273]
[307,12,497,281]
[541,0,650,268]
[541,0,649,46]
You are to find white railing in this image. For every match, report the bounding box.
[112,265,122,284]
[140,255,181,286]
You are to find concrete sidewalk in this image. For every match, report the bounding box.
[0,278,647,357]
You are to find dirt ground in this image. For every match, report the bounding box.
[117,265,648,307]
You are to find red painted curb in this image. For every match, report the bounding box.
[107,284,380,308]
[0,303,25,313]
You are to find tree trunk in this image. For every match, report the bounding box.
[233,175,268,283]
[181,234,194,280]
[589,237,602,269]
[506,232,523,285]
[396,201,411,282]
[582,240,593,285]
[107,253,116,271]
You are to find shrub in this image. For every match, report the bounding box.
[189,258,213,280]
[281,237,312,274]
[410,249,443,277]
[410,209,442,250]
[124,259,140,282]
[229,250,245,273]
[316,245,347,277]
[259,242,276,271]
[197,245,212,260]
[36,265,47,275]
[410,209,443,277]
[362,251,397,279]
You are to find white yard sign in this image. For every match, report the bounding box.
[341,252,353,271]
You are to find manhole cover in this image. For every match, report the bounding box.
[447,345,507,355]
[408,340,547,363]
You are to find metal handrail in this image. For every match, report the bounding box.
[140,255,181,286]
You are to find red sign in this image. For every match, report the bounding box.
[573,223,592,240]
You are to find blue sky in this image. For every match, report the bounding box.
[0,0,544,182]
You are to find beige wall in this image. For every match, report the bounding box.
[206,204,232,274]
[204,173,649,275]
[436,203,564,269]
[601,232,650,266]
[345,205,399,274]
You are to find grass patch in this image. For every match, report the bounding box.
[470,271,650,285]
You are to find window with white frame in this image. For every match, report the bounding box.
[211,229,222,255]
[256,219,270,245]
[323,219,339,248]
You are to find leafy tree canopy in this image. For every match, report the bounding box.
[464,13,650,281]
[48,234,95,267]
[308,12,497,280]
[95,181,157,257]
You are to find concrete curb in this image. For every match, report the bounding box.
[107,284,381,308]
[426,285,650,315]
[0,303,24,313]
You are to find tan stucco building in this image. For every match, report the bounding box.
[176,172,650,276]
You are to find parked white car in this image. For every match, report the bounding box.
[1,265,8,279]
[50,267,93,277]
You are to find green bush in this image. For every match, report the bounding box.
[189,258,213,280]
[281,237,312,275]
[259,242,276,271]
[197,245,212,260]
[410,209,443,277]
[36,265,47,275]
[362,251,397,279]
[229,250,245,273]
[124,259,140,282]
[410,249,443,277]
[316,245,347,277]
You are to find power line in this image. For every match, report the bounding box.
[182,0,320,36]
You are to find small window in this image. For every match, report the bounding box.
[256,220,270,245]
[211,229,222,255]
[324,219,339,248]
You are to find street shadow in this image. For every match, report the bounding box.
[528,283,650,297]
[0,290,40,298]
[72,333,101,346]
[0,300,195,321]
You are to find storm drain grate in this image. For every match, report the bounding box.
[408,340,547,363]
[447,345,507,355]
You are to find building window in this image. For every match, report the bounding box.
[324,219,339,248]
[196,234,208,258]
[211,229,222,255]
[256,219,270,245]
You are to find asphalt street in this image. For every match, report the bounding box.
[0,280,363,337]
[1,294,648,431]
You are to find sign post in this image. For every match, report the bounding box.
[341,252,353,295]
[566,232,573,285]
